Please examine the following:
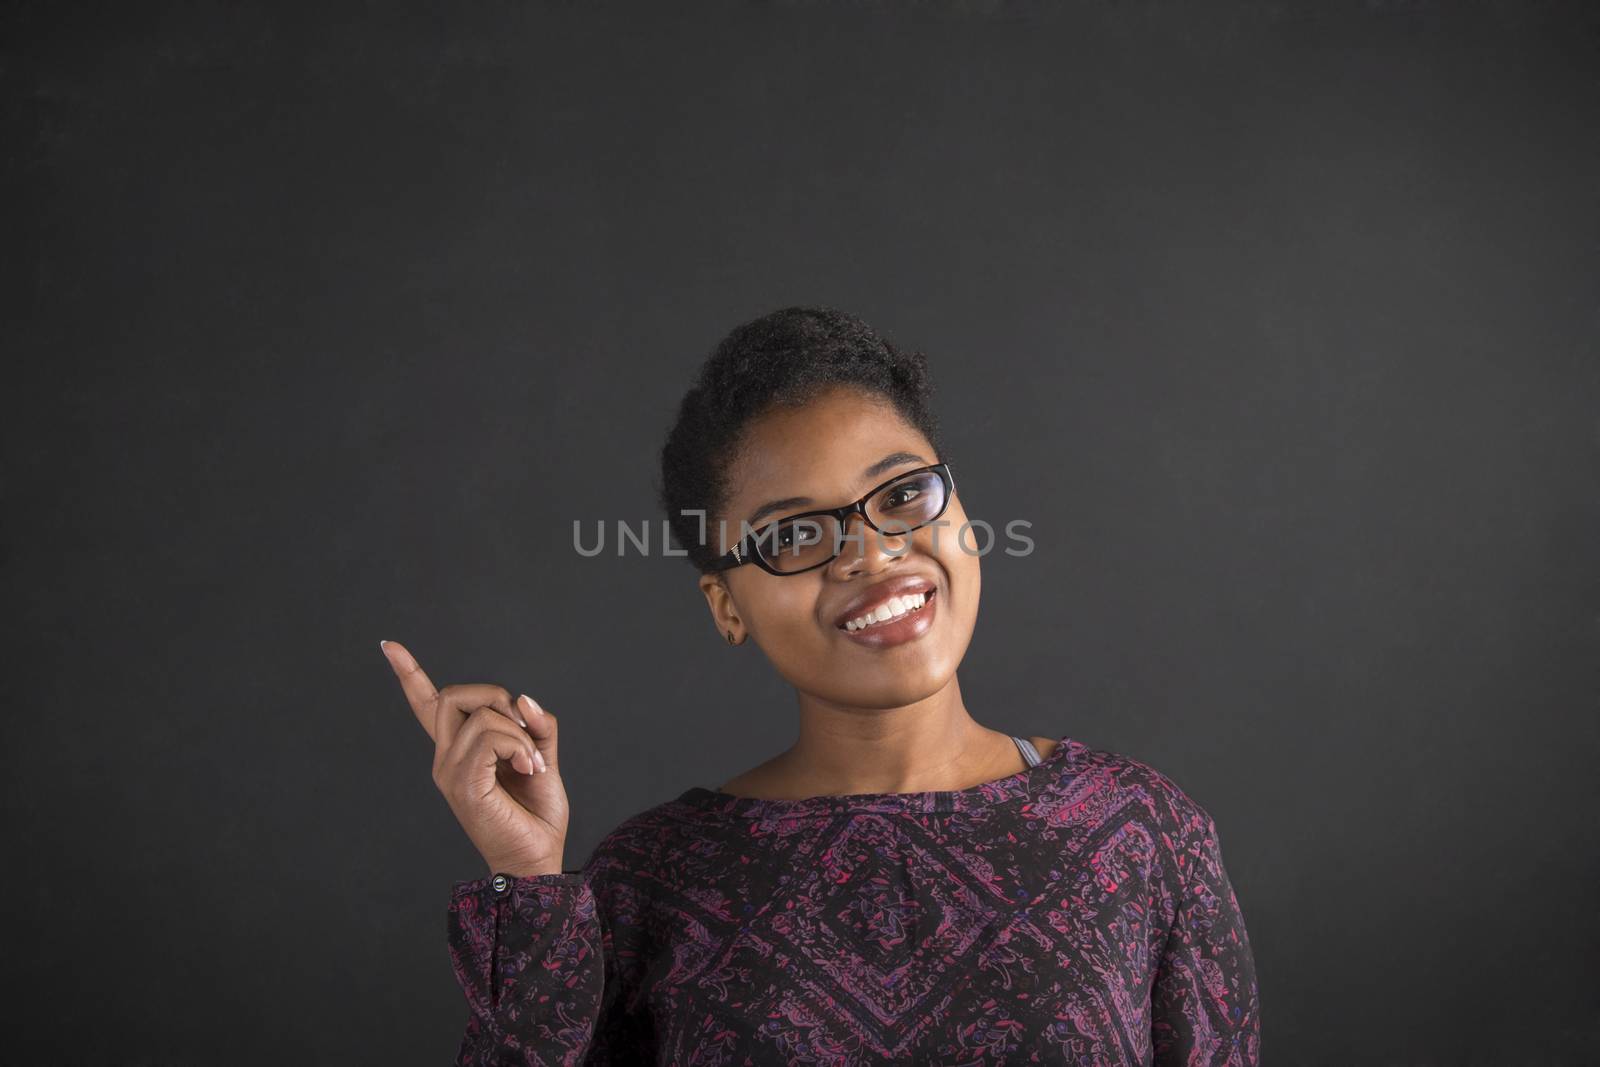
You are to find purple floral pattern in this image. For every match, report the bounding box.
[447,737,1260,1065]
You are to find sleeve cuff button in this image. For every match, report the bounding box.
[490,874,510,894]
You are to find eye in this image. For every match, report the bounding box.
[885,485,922,508]
[880,477,930,510]
[775,520,824,551]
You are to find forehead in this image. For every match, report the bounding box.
[720,387,933,519]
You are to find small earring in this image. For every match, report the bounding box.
[725,630,737,645]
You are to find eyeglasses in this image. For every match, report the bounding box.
[711,462,956,576]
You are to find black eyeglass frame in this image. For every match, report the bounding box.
[709,462,957,576]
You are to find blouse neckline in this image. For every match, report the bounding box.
[673,734,1080,818]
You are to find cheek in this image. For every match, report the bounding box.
[932,506,982,593]
[745,583,823,641]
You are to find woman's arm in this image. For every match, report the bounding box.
[448,871,632,1065]
[448,848,653,1065]
[1151,808,1262,1066]
[381,642,648,1063]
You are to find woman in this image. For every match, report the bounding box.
[380,306,1261,1065]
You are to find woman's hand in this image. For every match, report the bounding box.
[380,640,569,878]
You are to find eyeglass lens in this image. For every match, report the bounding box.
[754,468,949,573]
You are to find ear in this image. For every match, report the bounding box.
[698,571,742,639]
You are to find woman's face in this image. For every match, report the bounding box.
[698,386,981,710]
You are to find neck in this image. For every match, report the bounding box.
[774,674,1004,795]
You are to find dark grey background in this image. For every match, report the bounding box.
[6,1,1597,1063]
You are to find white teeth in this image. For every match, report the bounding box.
[844,591,930,632]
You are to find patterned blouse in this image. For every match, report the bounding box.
[445,735,1261,1065]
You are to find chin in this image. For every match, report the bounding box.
[822,663,955,710]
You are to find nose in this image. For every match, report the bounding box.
[832,510,905,578]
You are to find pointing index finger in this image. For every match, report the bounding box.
[380,640,441,741]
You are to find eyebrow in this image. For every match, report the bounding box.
[744,451,931,529]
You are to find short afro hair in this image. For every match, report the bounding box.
[658,305,944,573]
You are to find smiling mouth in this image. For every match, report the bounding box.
[839,588,936,632]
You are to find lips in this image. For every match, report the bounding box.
[830,573,938,631]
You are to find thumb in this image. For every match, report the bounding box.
[518,694,559,771]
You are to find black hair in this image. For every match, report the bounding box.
[658,305,944,573]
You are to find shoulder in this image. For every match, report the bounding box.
[578,799,680,874]
[1041,740,1229,902]
[573,790,724,894]
[1045,738,1217,840]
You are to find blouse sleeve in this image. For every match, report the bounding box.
[1150,809,1262,1066]
[446,870,644,1066]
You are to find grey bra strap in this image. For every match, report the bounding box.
[1011,735,1042,767]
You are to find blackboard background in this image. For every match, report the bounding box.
[6,2,1598,1063]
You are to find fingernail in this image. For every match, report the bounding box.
[533,749,547,773]
[379,640,390,654]
[519,694,544,717]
